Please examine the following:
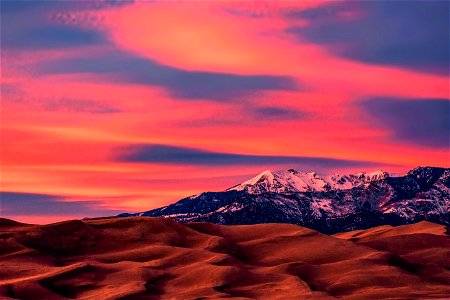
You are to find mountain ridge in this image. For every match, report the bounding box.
[118,166,450,233]
[226,168,392,193]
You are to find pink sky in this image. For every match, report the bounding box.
[1,1,449,223]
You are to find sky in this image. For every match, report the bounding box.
[1,0,449,224]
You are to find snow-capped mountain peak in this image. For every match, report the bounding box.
[246,169,275,185]
[227,169,391,194]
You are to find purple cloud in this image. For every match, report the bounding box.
[286,1,449,75]
[362,98,450,148]
[116,144,379,171]
[0,192,123,217]
[36,50,298,101]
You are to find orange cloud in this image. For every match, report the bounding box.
[94,1,448,103]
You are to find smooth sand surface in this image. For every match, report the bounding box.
[0,217,449,299]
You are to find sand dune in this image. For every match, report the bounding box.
[0,217,449,299]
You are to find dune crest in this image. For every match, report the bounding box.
[1,217,449,299]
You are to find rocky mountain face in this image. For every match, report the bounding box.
[118,167,450,233]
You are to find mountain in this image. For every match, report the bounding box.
[119,166,450,233]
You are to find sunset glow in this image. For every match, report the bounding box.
[1,0,449,223]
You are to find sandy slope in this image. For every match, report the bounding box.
[0,218,449,299]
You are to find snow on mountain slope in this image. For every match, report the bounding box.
[227,168,391,194]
